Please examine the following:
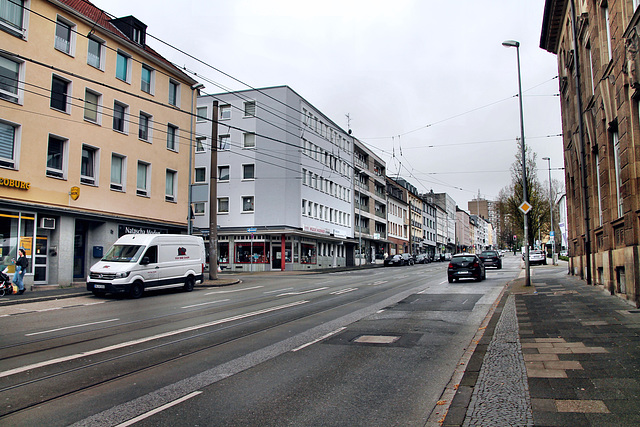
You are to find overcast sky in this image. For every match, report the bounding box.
[97,0,563,210]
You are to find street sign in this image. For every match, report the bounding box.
[247,228,257,233]
[550,231,555,237]
[518,201,532,214]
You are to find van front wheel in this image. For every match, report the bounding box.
[129,282,143,299]
[184,276,195,292]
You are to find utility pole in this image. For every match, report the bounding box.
[208,101,218,280]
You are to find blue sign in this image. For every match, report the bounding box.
[550,231,555,237]
[247,228,257,233]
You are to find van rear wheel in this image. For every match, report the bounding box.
[184,276,195,292]
[129,282,143,299]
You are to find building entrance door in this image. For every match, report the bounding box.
[73,221,87,279]
[34,235,49,284]
[272,245,281,270]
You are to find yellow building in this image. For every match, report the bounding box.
[0,0,199,286]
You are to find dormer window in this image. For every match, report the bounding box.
[110,16,147,46]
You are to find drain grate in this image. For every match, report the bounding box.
[353,335,401,344]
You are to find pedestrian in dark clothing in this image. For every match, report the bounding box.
[13,248,28,294]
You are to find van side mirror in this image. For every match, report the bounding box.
[140,257,150,265]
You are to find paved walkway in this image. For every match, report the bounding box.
[443,267,640,426]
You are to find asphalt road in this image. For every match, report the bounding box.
[0,256,521,426]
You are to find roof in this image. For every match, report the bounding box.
[52,0,196,84]
[540,0,568,54]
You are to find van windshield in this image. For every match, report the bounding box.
[102,245,145,262]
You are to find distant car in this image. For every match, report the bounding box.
[528,250,547,265]
[400,253,415,266]
[560,250,568,257]
[384,254,404,267]
[479,250,502,269]
[444,253,452,261]
[415,254,429,264]
[448,253,485,283]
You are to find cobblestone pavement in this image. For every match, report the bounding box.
[463,294,533,426]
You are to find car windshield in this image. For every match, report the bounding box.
[481,251,497,256]
[102,244,145,262]
[451,256,476,264]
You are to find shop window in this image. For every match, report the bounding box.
[235,242,270,263]
[0,210,34,275]
[301,243,316,264]
[218,242,229,263]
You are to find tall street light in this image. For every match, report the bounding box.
[542,157,556,265]
[502,39,531,286]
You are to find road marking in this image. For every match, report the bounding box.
[0,300,308,379]
[26,318,120,336]
[291,327,346,352]
[205,285,263,295]
[181,299,230,309]
[330,288,357,295]
[370,280,388,286]
[278,287,329,296]
[115,391,202,427]
[264,287,294,294]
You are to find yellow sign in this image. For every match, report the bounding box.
[19,237,33,256]
[519,201,532,214]
[70,186,80,200]
[0,178,30,190]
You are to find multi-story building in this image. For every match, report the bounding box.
[386,177,409,255]
[392,178,423,255]
[353,139,388,263]
[192,86,354,271]
[433,192,457,253]
[420,194,437,259]
[471,215,489,253]
[456,207,472,253]
[0,0,198,287]
[541,0,639,304]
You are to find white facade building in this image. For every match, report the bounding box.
[193,86,354,271]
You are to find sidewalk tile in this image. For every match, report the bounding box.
[543,360,583,370]
[527,368,568,378]
[524,353,559,362]
[555,399,610,413]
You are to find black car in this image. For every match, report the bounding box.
[448,253,486,283]
[384,254,404,266]
[400,253,414,266]
[415,253,430,264]
[479,250,502,269]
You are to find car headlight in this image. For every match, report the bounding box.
[115,271,131,278]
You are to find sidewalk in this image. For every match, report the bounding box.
[0,276,240,307]
[443,265,640,426]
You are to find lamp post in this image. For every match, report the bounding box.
[502,39,531,286]
[542,157,556,265]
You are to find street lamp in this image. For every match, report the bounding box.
[502,39,531,286]
[542,157,556,265]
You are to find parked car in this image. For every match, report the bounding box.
[415,253,429,264]
[448,253,486,283]
[528,250,547,265]
[384,254,404,267]
[400,253,415,266]
[479,250,502,269]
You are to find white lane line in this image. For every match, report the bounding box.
[26,318,120,336]
[278,287,329,296]
[264,287,294,294]
[115,391,202,427]
[370,280,388,286]
[291,327,346,352]
[0,300,308,379]
[330,288,357,295]
[181,299,230,309]
[205,285,263,295]
[316,280,334,285]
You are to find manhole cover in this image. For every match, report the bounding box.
[353,335,401,344]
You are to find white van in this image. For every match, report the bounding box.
[87,234,206,298]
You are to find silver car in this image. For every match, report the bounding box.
[528,250,547,265]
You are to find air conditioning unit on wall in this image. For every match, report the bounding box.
[40,217,56,229]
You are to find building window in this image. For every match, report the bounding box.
[301,243,316,264]
[83,89,100,123]
[194,202,205,215]
[243,132,256,148]
[141,64,154,94]
[116,51,131,82]
[0,0,26,36]
[604,6,612,62]
[195,136,206,152]
[595,151,602,226]
[242,164,255,180]
[87,36,104,69]
[196,106,207,122]
[168,80,179,106]
[165,169,177,202]
[219,134,230,150]
[194,167,206,183]
[80,144,98,185]
[113,101,128,133]
[218,165,229,181]
[46,135,66,178]
[110,153,125,191]
[613,130,623,218]
[167,124,178,151]
[54,16,75,55]
[137,161,150,196]
[220,104,231,120]
[0,120,18,169]
[50,75,70,112]
[242,196,254,212]
[138,112,152,141]
[218,197,229,213]
[0,55,22,103]
[244,101,256,117]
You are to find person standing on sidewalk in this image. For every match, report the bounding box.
[13,248,28,295]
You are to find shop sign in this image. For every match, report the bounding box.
[303,224,330,235]
[0,178,30,190]
[118,225,166,237]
